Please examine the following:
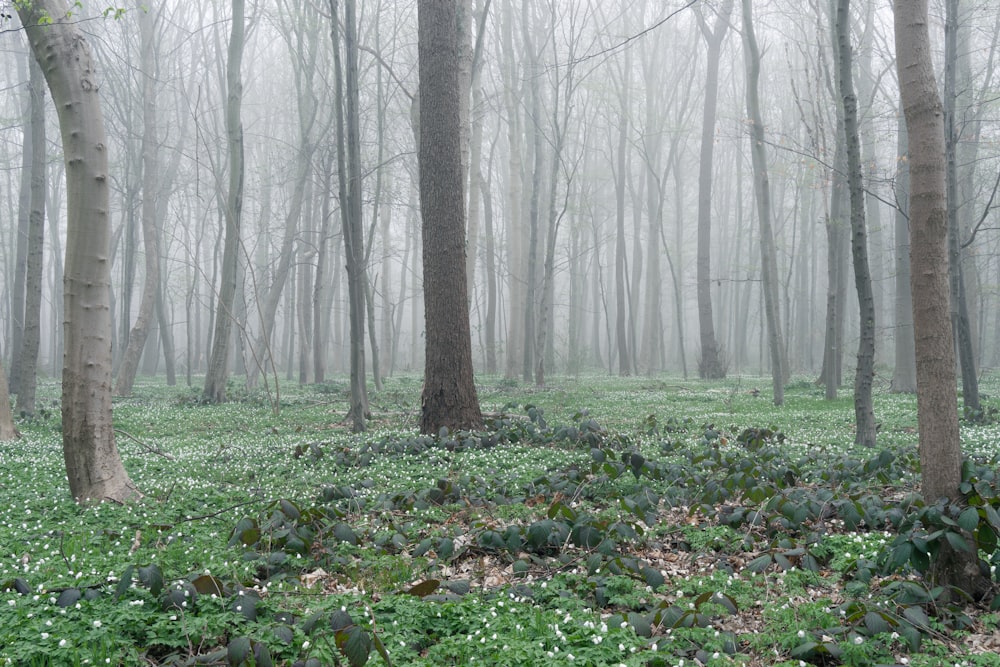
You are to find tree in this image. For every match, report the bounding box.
[0,364,17,442]
[742,0,786,406]
[17,0,138,502]
[894,0,988,598]
[836,0,876,447]
[694,0,734,379]
[203,0,246,404]
[418,0,483,434]
[115,3,162,397]
[14,54,46,416]
[891,116,917,393]
[330,0,370,431]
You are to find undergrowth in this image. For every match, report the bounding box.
[1,374,1000,666]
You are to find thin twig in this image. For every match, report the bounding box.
[115,429,175,461]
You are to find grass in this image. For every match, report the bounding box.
[1,372,999,665]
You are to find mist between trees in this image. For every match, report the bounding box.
[1,0,999,405]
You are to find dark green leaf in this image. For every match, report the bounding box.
[138,564,163,597]
[958,506,980,533]
[192,574,226,597]
[333,523,359,546]
[336,626,372,667]
[405,579,440,597]
[945,530,973,552]
[56,588,81,608]
[115,564,135,600]
[330,609,354,632]
[641,567,664,590]
[746,554,772,573]
[442,580,471,595]
[227,637,251,666]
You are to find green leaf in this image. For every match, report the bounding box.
[746,554,772,573]
[863,611,893,634]
[252,642,274,667]
[887,542,913,571]
[329,609,354,632]
[115,564,135,600]
[227,637,251,666]
[137,564,163,596]
[944,530,973,552]
[641,567,664,590]
[333,522,359,546]
[902,605,929,629]
[405,579,440,597]
[336,626,373,667]
[372,631,394,667]
[56,588,81,608]
[958,506,980,533]
[191,574,226,597]
[442,580,471,595]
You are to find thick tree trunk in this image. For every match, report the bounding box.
[695,0,734,379]
[418,0,483,434]
[19,0,138,502]
[203,0,246,404]
[15,55,46,416]
[894,0,989,599]
[742,0,786,406]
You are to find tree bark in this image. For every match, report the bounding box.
[837,0,877,446]
[894,0,989,599]
[944,0,979,415]
[891,116,917,392]
[116,3,161,398]
[15,55,47,417]
[18,0,138,502]
[330,0,369,429]
[695,0,734,379]
[418,0,483,434]
[203,0,246,404]
[742,0,786,406]
[0,364,18,442]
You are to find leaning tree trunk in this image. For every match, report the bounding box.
[742,0,786,406]
[203,0,246,404]
[417,0,484,434]
[18,0,138,502]
[894,0,990,600]
[116,4,161,398]
[837,0,877,447]
[15,55,47,417]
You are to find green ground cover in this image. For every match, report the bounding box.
[2,373,1000,666]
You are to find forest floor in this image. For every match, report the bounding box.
[2,372,1000,666]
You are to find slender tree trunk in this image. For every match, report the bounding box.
[742,0,786,406]
[116,4,162,397]
[695,0,734,379]
[330,0,369,430]
[19,0,138,502]
[9,48,32,394]
[0,363,17,441]
[895,0,990,599]
[203,0,246,404]
[613,44,632,377]
[837,0,877,446]
[944,0,979,414]
[15,55,46,416]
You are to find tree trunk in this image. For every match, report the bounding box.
[0,364,18,442]
[894,0,989,599]
[330,0,369,430]
[891,116,917,392]
[837,0,877,446]
[9,47,32,394]
[116,4,161,398]
[418,0,483,434]
[203,0,246,404]
[944,0,979,415]
[18,0,138,502]
[14,55,46,417]
[695,0,734,379]
[742,0,786,406]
